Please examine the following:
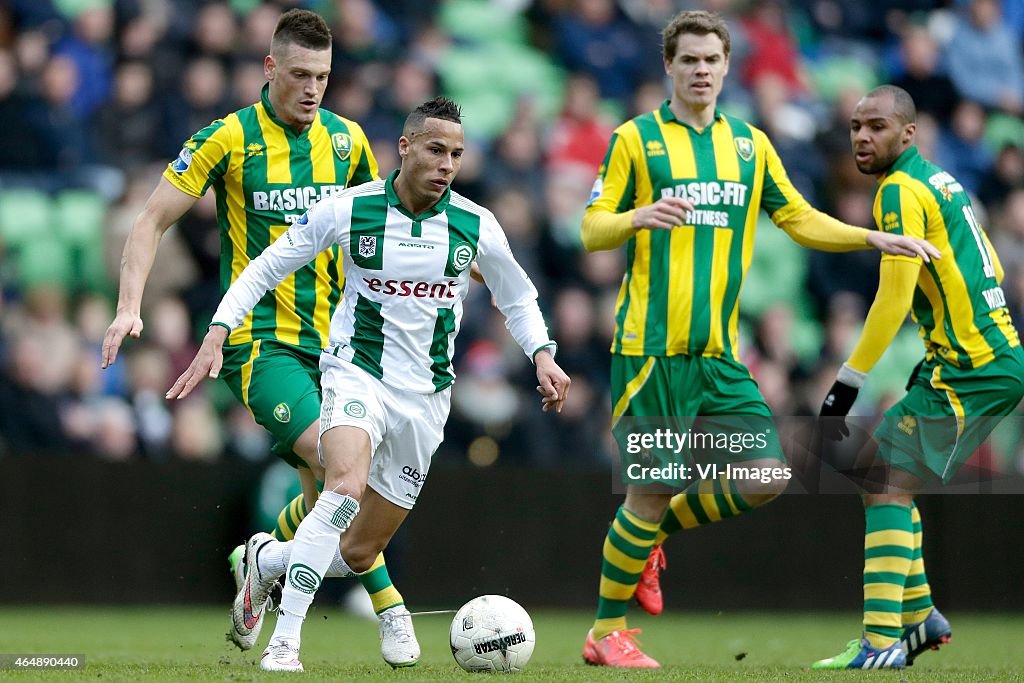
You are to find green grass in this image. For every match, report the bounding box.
[1,607,1023,681]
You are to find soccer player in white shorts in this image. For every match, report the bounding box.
[168,97,571,673]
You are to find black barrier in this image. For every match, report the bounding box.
[3,456,1023,610]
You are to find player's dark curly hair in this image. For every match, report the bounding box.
[403,97,463,136]
[272,9,332,53]
[662,10,731,61]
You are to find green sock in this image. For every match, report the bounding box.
[863,503,914,649]
[271,494,308,540]
[593,506,659,639]
[902,502,934,624]
[654,475,754,544]
[359,553,405,614]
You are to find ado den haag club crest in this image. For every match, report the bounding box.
[332,132,352,161]
[734,137,754,162]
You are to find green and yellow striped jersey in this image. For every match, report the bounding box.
[588,101,812,359]
[163,83,378,351]
[875,146,1018,368]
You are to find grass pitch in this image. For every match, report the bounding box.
[1,606,1022,681]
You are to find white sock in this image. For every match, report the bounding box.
[258,539,289,577]
[269,491,360,643]
[260,540,353,578]
[327,548,353,578]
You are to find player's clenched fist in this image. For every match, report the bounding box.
[631,196,693,231]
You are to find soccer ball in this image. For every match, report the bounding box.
[450,595,535,673]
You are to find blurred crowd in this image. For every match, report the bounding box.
[0,0,1022,474]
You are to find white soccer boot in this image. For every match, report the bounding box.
[229,541,277,612]
[261,637,304,672]
[378,605,420,668]
[230,532,278,650]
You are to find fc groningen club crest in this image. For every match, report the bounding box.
[452,243,474,272]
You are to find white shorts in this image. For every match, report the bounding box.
[319,355,451,509]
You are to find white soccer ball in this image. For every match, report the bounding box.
[450,595,535,673]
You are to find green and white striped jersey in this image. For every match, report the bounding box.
[212,171,555,393]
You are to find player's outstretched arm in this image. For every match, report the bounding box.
[534,349,571,413]
[779,211,939,262]
[102,178,199,368]
[865,230,940,262]
[166,324,228,400]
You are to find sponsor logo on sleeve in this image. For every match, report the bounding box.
[587,177,603,206]
[171,147,193,173]
[882,211,901,232]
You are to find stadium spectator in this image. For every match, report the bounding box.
[992,188,1024,322]
[93,60,163,170]
[482,113,547,201]
[189,2,238,64]
[891,24,958,126]
[166,96,568,673]
[935,99,993,195]
[51,3,115,120]
[545,72,615,175]
[0,329,74,455]
[30,54,90,174]
[99,8,415,667]
[0,47,45,171]
[167,56,230,148]
[946,0,1024,114]
[553,0,653,103]
[739,0,808,96]
[805,188,880,315]
[578,11,939,668]
[814,84,1020,670]
[978,143,1024,212]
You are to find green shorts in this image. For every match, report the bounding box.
[220,340,322,468]
[610,354,783,484]
[875,348,1024,483]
